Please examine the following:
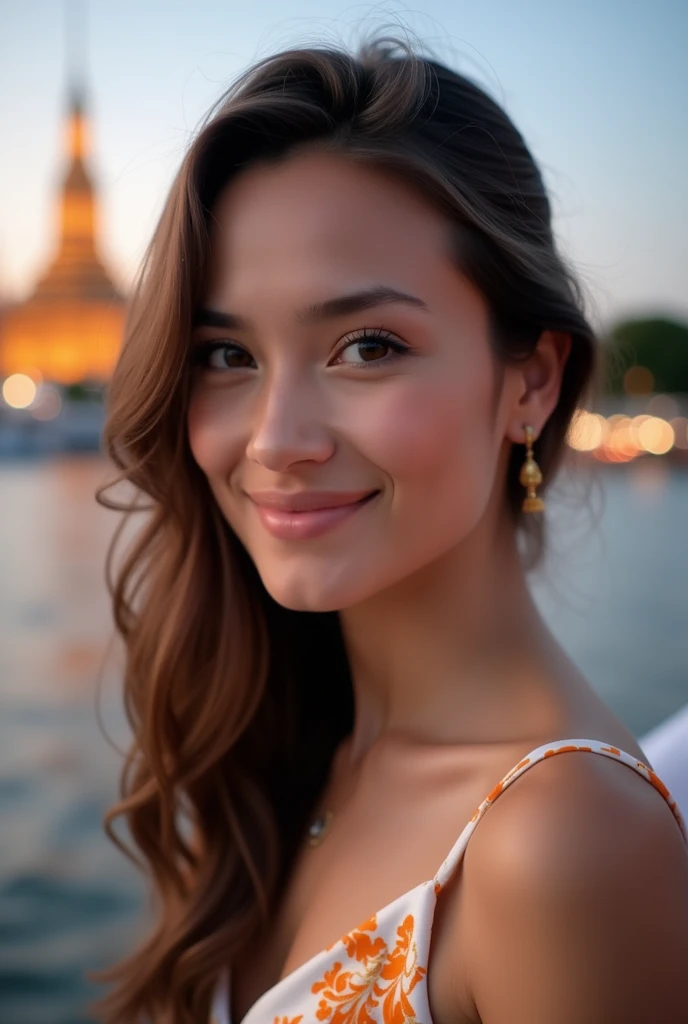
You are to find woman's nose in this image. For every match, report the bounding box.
[245,378,335,471]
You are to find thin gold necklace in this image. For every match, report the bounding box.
[308,738,354,846]
[307,808,334,847]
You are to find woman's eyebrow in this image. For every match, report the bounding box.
[192,286,430,329]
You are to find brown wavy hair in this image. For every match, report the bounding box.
[90,34,600,1023]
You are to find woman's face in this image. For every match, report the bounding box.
[187,148,522,612]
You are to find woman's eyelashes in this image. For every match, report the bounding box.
[334,328,410,369]
[190,327,411,374]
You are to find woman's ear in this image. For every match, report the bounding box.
[505,330,572,442]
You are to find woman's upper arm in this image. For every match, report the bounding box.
[458,753,688,1024]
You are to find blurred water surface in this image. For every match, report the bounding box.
[0,456,145,1024]
[0,454,687,1024]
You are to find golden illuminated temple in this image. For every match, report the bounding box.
[0,82,125,384]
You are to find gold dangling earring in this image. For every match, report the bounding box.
[519,424,545,513]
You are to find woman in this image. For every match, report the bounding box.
[92,36,688,1024]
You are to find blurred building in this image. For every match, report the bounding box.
[0,80,125,384]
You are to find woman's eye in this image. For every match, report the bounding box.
[191,329,408,374]
[191,342,254,371]
[333,330,408,369]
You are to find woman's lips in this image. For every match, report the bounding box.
[253,491,379,540]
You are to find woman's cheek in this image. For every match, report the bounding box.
[187,389,239,477]
[361,373,498,553]
[350,375,481,482]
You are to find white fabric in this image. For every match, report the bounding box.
[640,701,688,824]
[209,736,688,1024]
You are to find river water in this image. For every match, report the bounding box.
[1,453,686,1024]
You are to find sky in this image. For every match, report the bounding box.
[0,0,686,334]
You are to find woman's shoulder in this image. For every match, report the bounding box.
[466,736,686,873]
[453,740,688,1023]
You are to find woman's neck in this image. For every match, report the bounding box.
[337,515,568,768]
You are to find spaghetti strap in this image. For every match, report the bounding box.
[433,737,688,891]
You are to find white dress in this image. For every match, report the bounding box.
[209,736,688,1024]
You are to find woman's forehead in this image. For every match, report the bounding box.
[203,151,462,317]
[208,148,450,255]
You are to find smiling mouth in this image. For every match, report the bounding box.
[252,490,380,540]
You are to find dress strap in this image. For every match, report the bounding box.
[432,737,688,891]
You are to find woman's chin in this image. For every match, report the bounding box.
[263,584,350,614]
[259,571,372,614]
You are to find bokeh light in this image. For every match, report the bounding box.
[623,365,654,395]
[30,384,63,420]
[566,408,685,461]
[567,410,609,451]
[636,416,675,455]
[2,373,38,409]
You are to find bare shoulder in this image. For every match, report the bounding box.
[467,745,688,877]
[456,747,688,1024]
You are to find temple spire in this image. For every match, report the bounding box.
[65,80,88,164]
[65,1,88,161]
[30,0,119,301]
[0,0,125,385]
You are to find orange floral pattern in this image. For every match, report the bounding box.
[312,912,426,1023]
[209,738,688,1024]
